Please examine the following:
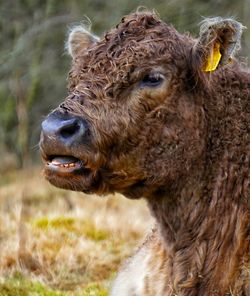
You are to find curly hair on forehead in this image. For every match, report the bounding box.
[68,12,192,100]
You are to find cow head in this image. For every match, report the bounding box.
[40,12,243,198]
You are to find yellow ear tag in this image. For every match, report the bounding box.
[204,42,222,72]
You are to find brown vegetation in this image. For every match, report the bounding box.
[0,169,151,294]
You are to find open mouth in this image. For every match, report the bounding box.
[42,154,98,193]
[46,156,85,173]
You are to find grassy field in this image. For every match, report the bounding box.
[0,168,153,295]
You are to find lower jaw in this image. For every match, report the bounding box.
[44,166,145,196]
[44,167,90,190]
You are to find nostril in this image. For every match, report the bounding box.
[59,120,81,139]
[41,112,88,146]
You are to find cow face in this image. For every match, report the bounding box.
[40,13,243,198]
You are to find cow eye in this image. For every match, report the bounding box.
[140,73,164,88]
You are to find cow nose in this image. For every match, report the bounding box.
[41,112,87,146]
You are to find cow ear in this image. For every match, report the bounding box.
[194,17,245,72]
[66,26,99,58]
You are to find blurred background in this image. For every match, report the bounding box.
[0,0,250,172]
[0,1,249,295]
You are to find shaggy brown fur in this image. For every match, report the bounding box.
[40,11,250,295]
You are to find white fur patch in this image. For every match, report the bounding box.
[111,246,151,296]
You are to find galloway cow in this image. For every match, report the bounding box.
[40,11,250,296]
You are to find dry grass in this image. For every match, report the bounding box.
[0,168,153,295]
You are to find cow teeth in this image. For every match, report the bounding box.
[49,162,77,168]
[47,156,82,170]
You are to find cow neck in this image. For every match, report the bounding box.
[147,156,249,294]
